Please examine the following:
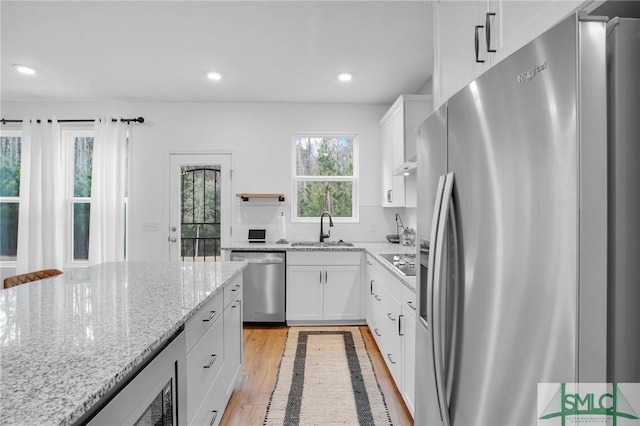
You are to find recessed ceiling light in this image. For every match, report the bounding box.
[207,71,222,81]
[337,72,353,82]
[14,65,36,75]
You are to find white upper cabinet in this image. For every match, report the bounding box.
[379,95,433,208]
[433,0,591,107]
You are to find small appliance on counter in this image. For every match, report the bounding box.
[247,229,266,243]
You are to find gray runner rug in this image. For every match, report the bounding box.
[263,327,392,426]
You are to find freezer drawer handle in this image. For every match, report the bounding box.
[203,310,217,322]
[386,353,397,364]
[387,313,396,322]
[475,25,485,63]
[204,354,218,369]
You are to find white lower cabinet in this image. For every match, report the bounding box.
[286,251,362,323]
[186,274,243,426]
[366,254,416,417]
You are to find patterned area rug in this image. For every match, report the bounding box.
[264,327,392,426]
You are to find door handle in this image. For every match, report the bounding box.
[486,12,496,53]
[431,172,456,426]
[475,25,485,63]
[399,314,404,336]
[387,189,393,203]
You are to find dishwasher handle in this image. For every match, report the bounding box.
[232,257,284,265]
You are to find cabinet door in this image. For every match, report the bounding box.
[434,0,491,104]
[323,265,361,321]
[401,309,416,416]
[222,295,243,395]
[286,266,323,322]
[381,108,406,207]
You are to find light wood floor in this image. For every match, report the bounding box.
[219,325,414,426]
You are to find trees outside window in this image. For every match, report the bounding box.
[293,134,358,222]
[0,133,21,261]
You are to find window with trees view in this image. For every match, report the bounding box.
[0,130,126,265]
[0,133,21,261]
[293,134,358,222]
[70,132,94,261]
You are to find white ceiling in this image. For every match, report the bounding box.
[1,1,433,104]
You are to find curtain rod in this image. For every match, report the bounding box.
[1,117,145,125]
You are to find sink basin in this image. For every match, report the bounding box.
[291,240,354,247]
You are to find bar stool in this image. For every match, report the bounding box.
[3,269,63,289]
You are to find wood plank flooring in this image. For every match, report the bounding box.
[219,325,413,426]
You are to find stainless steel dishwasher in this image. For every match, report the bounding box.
[230,251,285,323]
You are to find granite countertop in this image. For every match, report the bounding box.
[0,260,247,426]
[223,241,417,291]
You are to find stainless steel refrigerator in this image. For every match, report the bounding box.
[415,13,640,426]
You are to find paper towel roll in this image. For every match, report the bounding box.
[279,212,286,241]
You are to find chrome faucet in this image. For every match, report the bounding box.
[319,211,334,242]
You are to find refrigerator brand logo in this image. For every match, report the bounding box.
[538,383,640,425]
[517,61,547,83]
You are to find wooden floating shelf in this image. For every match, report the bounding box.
[236,193,285,202]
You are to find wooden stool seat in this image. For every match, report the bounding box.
[3,269,63,289]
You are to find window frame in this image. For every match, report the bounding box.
[291,133,359,223]
[0,130,22,264]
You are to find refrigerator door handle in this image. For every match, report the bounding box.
[432,172,455,426]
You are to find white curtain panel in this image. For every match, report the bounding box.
[16,118,65,274]
[88,117,127,265]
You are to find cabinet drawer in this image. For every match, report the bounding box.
[377,262,401,303]
[186,317,224,422]
[186,291,224,352]
[189,377,227,426]
[224,275,242,308]
[288,251,361,266]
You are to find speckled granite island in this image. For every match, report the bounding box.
[0,261,247,426]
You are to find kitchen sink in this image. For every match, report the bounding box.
[290,240,354,247]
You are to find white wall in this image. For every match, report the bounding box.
[2,101,410,262]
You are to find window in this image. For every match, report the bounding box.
[67,131,94,261]
[292,134,358,222]
[65,130,129,263]
[0,128,128,266]
[0,132,21,262]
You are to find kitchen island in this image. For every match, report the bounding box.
[0,261,247,426]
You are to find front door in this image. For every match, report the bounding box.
[168,153,231,261]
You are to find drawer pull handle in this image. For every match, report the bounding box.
[374,328,382,337]
[374,295,381,302]
[387,313,396,322]
[203,310,217,322]
[232,301,241,308]
[204,354,218,368]
[407,301,416,311]
[209,410,218,426]
[387,353,396,364]
[231,285,240,292]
